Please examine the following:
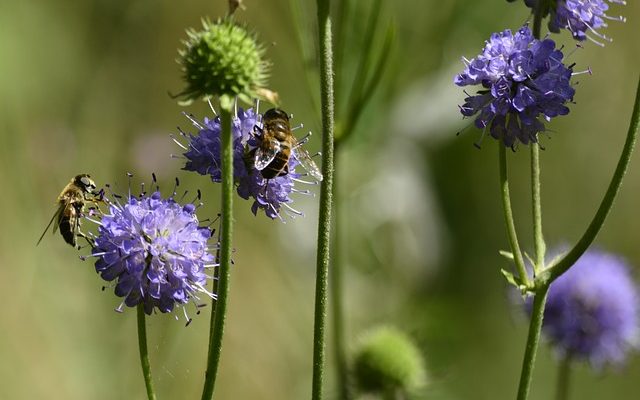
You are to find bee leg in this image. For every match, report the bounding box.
[77,231,96,249]
[276,164,289,177]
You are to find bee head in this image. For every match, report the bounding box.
[74,174,97,193]
[264,108,289,122]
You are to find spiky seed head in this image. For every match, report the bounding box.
[178,18,269,109]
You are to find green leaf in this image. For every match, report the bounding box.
[499,250,514,260]
[501,268,521,288]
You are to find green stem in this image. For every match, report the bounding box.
[312,0,335,398]
[201,108,234,400]
[555,356,572,400]
[531,144,545,273]
[330,159,350,400]
[499,143,530,287]
[137,305,157,400]
[512,6,550,400]
[516,284,549,400]
[545,77,640,283]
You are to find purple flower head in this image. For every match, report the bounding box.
[524,0,626,45]
[89,189,215,317]
[179,107,316,220]
[454,26,576,148]
[541,249,639,367]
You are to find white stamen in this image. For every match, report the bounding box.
[283,202,304,217]
[171,135,188,150]
[182,112,204,129]
[292,177,319,185]
[207,98,218,116]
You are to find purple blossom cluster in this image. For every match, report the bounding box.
[524,0,626,44]
[455,26,575,147]
[181,107,308,220]
[90,191,215,315]
[542,250,639,367]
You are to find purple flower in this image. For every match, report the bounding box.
[524,0,626,44]
[541,249,639,367]
[454,26,576,147]
[179,107,313,220]
[90,190,215,316]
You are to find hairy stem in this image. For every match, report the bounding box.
[513,7,551,400]
[201,108,234,400]
[312,0,335,398]
[531,144,545,273]
[499,144,530,287]
[330,160,350,400]
[137,305,157,400]
[516,284,549,400]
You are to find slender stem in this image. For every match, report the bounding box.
[516,284,549,400]
[312,0,335,398]
[201,108,234,400]
[330,159,350,400]
[531,144,545,272]
[499,144,530,287]
[512,6,551,400]
[137,305,157,400]
[555,356,572,400]
[546,77,640,283]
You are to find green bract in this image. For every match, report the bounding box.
[178,19,268,109]
[353,326,427,397]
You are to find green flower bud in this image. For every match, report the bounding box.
[353,326,427,397]
[177,18,269,109]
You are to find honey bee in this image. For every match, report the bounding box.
[254,108,323,181]
[37,174,98,248]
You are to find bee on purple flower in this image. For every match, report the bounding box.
[82,174,216,322]
[174,102,321,220]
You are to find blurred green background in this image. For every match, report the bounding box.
[1,0,639,399]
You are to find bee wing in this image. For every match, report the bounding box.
[292,146,323,181]
[254,138,281,171]
[36,204,65,246]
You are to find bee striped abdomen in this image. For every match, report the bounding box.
[261,150,290,179]
[58,216,76,247]
[57,204,78,247]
